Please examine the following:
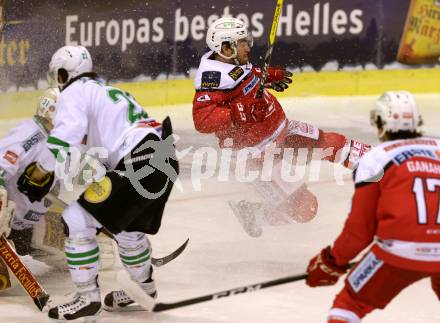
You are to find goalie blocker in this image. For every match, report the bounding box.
[77,117,179,235]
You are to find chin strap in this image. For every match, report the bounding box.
[217,43,237,61]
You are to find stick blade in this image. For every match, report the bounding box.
[152,238,189,267]
[116,270,156,311]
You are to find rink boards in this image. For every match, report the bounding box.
[0,67,439,120]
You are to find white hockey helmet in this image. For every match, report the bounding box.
[48,45,93,89]
[206,17,252,60]
[370,91,422,140]
[36,87,60,124]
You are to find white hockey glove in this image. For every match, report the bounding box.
[0,187,16,237]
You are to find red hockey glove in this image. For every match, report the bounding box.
[266,67,293,92]
[306,246,349,287]
[230,95,270,126]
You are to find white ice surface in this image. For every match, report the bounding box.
[1,94,440,323]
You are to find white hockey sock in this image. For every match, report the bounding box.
[65,236,100,291]
[115,231,152,283]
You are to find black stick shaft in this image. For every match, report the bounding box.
[153,272,307,312]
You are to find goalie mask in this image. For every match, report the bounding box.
[206,17,253,60]
[36,87,60,125]
[48,45,93,90]
[370,91,423,141]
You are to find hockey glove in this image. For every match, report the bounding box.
[306,246,349,287]
[230,95,270,126]
[266,67,293,92]
[17,162,54,203]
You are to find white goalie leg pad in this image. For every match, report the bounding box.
[96,233,117,270]
[114,231,152,283]
[0,187,15,238]
[328,308,362,323]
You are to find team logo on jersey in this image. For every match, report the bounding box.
[228,66,244,81]
[393,148,436,165]
[201,71,221,89]
[22,131,45,152]
[243,75,259,95]
[196,94,211,102]
[3,151,18,165]
[83,176,112,204]
[348,252,383,293]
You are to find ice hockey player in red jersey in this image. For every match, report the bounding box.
[192,17,370,236]
[306,91,440,322]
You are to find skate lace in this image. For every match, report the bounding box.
[58,295,88,314]
[114,290,132,303]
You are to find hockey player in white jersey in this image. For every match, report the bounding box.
[17,45,178,321]
[0,88,59,289]
[0,88,59,253]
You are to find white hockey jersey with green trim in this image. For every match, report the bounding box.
[38,78,161,172]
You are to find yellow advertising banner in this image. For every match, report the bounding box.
[398,0,440,64]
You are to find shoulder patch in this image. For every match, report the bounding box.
[201,71,221,89]
[196,94,211,102]
[228,66,244,81]
[3,151,18,165]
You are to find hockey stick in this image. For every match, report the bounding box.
[45,193,189,267]
[118,269,309,312]
[153,271,307,311]
[123,260,358,312]
[151,238,189,267]
[256,0,284,98]
[0,235,51,311]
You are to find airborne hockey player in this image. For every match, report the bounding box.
[0,88,59,290]
[17,45,178,321]
[306,91,440,322]
[192,17,371,236]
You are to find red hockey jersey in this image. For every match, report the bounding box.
[332,137,440,272]
[193,51,287,150]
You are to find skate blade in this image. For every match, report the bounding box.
[103,304,144,312]
[228,200,262,238]
[116,270,155,311]
[47,316,100,323]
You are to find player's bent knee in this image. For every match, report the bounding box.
[328,308,361,323]
[114,231,149,247]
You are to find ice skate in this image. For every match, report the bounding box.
[228,200,263,237]
[47,289,101,322]
[103,270,157,312]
